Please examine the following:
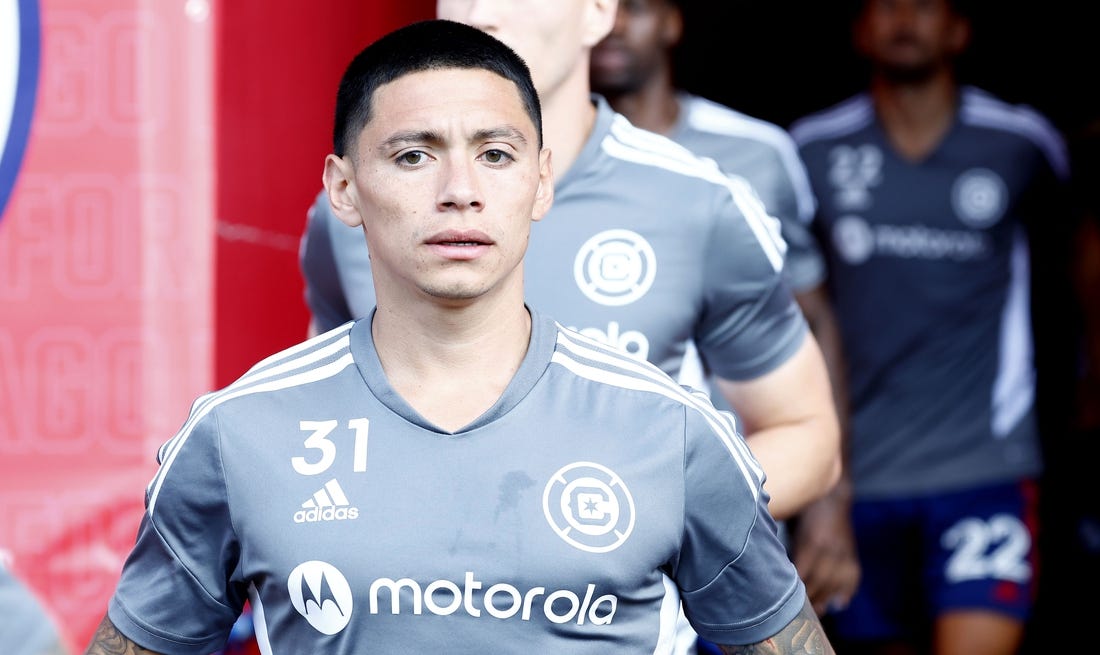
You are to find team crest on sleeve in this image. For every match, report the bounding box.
[573,229,656,306]
[952,168,1007,228]
[288,561,354,635]
[0,0,41,222]
[543,462,635,553]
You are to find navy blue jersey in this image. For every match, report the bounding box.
[791,86,1069,498]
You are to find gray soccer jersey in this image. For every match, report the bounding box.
[0,565,66,655]
[300,96,808,388]
[671,93,824,294]
[790,86,1070,499]
[107,309,806,654]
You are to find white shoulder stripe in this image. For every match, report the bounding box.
[602,120,786,271]
[556,328,754,469]
[156,330,354,464]
[556,328,750,450]
[148,342,355,515]
[555,322,662,371]
[550,349,762,501]
[685,99,818,223]
[960,90,1069,179]
[555,330,764,493]
[610,113,701,164]
[789,95,873,146]
[242,321,354,377]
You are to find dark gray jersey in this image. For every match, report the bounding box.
[790,86,1069,498]
[671,93,823,293]
[107,310,805,654]
[300,97,808,388]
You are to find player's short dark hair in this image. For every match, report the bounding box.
[332,19,542,158]
[852,0,974,20]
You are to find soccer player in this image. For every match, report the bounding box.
[1,561,72,655]
[589,0,860,623]
[83,19,835,654]
[789,0,1070,652]
[300,0,840,524]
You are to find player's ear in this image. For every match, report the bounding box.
[531,148,554,223]
[583,0,619,47]
[323,154,364,228]
[662,3,684,48]
[946,13,971,57]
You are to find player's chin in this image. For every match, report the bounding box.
[420,278,494,304]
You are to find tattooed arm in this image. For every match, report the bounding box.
[83,616,164,655]
[715,599,836,654]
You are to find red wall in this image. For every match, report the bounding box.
[214,1,433,387]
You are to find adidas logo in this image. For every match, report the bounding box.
[294,479,360,523]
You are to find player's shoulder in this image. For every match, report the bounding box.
[957,86,1069,177]
[154,321,362,483]
[238,321,355,382]
[597,102,729,187]
[679,93,796,150]
[595,104,769,217]
[789,92,874,147]
[549,321,721,417]
[195,321,358,416]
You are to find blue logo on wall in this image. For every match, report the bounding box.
[0,0,41,223]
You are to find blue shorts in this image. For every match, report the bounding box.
[830,479,1040,643]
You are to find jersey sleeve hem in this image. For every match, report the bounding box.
[108,595,225,655]
[686,578,806,646]
[708,318,808,382]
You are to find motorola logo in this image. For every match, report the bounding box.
[288,560,354,635]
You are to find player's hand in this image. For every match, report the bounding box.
[789,479,860,616]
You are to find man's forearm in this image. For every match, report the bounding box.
[83,617,163,655]
[714,333,842,520]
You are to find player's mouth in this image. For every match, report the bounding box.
[426,230,494,260]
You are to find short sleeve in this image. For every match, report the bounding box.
[674,403,805,645]
[694,180,809,381]
[108,409,243,655]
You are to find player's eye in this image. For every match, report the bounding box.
[397,151,427,166]
[482,149,512,165]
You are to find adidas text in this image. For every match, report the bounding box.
[294,506,360,523]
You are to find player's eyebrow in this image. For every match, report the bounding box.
[380,130,444,150]
[380,126,529,150]
[471,126,529,145]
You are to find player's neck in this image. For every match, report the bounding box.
[539,65,599,177]
[370,287,532,433]
[603,76,680,136]
[870,69,959,162]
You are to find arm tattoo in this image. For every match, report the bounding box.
[83,616,164,655]
[716,599,836,655]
